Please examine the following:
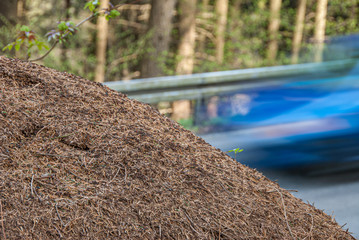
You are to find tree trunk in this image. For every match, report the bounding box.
[172,0,197,121]
[17,0,26,24]
[313,0,328,62]
[197,0,209,54]
[94,0,109,83]
[267,0,282,63]
[176,0,197,74]
[215,0,229,64]
[61,0,71,63]
[0,1,17,26]
[258,0,266,10]
[291,0,307,64]
[140,0,177,78]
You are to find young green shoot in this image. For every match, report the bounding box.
[228,147,243,161]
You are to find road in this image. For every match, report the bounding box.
[200,132,359,239]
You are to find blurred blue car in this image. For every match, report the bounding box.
[201,61,359,170]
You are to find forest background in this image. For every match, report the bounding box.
[1,0,358,126]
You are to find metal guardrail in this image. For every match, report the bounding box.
[104,59,357,103]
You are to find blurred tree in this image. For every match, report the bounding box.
[0,1,17,26]
[291,0,307,64]
[176,0,197,75]
[197,0,210,55]
[215,0,229,64]
[267,0,282,63]
[17,0,27,24]
[172,0,198,121]
[95,0,110,83]
[313,0,328,62]
[140,0,177,78]
[61,0,71,63]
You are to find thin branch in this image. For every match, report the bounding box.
[29,12,98,62]
[29,41,58,62]
[75,14,97,28]
[29,13,97,62]
[55,204,65,227]
[275,188,295,240]
[28,0,146,62]
[30,175,35,196]
[0,199,6,240]
[181,208,201,236]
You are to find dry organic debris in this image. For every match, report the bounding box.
[0,56,355,239]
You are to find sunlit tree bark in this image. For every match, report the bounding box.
[172,0,198,121]
[197,0,209,54]
[291,0,307,64]
[0,1,17,26]
[267,0,282,63]
[314,0,328,62]
[61,0,71,63]
[140,0,177,78]
[94,0,109,83]
[215,0,229,64]
[17,0,26,24]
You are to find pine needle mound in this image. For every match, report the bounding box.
[0,56,354,239]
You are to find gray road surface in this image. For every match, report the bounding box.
[200,132,359,238]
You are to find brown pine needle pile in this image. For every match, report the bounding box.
[0,56,355,239]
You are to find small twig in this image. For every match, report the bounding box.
[0,199,6,240]
[109,167,121,183]
[0,153,10,159]
[308,213,314,240]
[66,169,85,181]
[34,152,72,158]
[218,181,232,195]
[181,208,201,236]
[29,41,58,62]
[159,224,161,238]
[274,188,295,240]
[55,204,65,227]
[30,175,35,196]
[30,175,42,201]
[50,132,76,140]
[124,166,127,183]
[266,189,298,193]
[54,226,63,238]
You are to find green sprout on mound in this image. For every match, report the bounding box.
[228,147,243,161]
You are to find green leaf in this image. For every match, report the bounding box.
[20,25,30,32]
[34,40,49,51]
[43,43,50,50]
[110,9,120,17]
[84,0,99,12]
[228,148,243,154]
[84,2,91,10]
[15,43,21,51]
[2,43,14,51]
[57,21,68,31]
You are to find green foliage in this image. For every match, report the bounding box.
[2,25,49,59]
[45,21,77,43]
[84,0,100,13]
[106,9,121,20]
[2,0,123,63]
[228,148,244,161]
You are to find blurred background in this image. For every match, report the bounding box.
[1,0,359,237]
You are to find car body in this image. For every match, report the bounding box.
[201,61,359,170]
